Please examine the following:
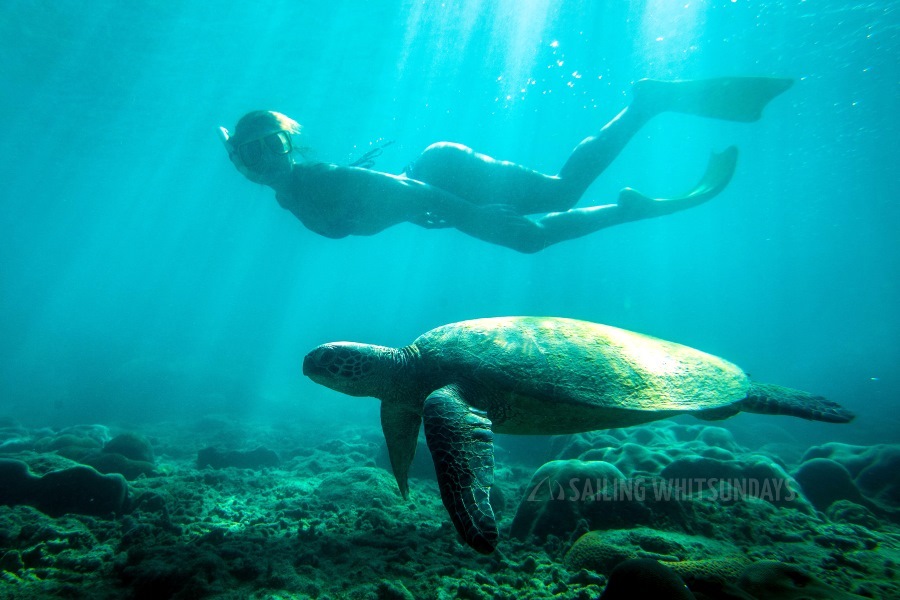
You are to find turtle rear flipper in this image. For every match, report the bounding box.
[424,385,498,554]
[740,382,855,423]
[381,403,422,499]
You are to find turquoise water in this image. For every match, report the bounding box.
[1,0,897,446]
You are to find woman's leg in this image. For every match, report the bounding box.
[407,93,661,214]
[555,105,653,206]
[432,146,737,253]
[532,147,738,251]
[409,78,791,221]
[554,77,792,207]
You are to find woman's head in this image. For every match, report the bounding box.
[221,111,306,185]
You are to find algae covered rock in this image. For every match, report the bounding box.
[0,458,128,517]
[565,527,741,575]
[83,452,157,480]
[565,531,639,573]
[104,432,155,463]
[79,433,156,481]
[660,454,808,510]
[794,458,868,512]
[511,459,627,541]
[599,558,696,599]
[594,442,673,476]
[197,446,280,470]
[376,579,416,600]
[36,432,102,461]
[511,459,693,542]
[737,560,870,600]
[825,499,881,529]
[316,466,402,506]
[795,443,900,519]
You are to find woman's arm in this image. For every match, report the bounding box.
[281,163,550,250]
[382,174,554,252]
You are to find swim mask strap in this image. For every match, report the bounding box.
[218,126,236,161]
[349,140,395,169]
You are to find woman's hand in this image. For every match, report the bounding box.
[476,204,537,235]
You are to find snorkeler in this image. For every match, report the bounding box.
[219,77,792,253]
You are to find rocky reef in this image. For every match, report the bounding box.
[1,418,897,598]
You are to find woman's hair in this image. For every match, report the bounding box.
[231,110,312,160]
[232,111,301,142]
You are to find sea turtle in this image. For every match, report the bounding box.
[302,316,854,554]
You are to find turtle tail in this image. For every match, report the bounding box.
[739,382,855,423]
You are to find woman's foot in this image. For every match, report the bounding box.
[617,146,739,217]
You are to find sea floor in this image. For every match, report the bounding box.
[0,416,898,599]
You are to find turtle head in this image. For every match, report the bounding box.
[303,342,397,398]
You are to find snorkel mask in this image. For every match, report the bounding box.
[219,111,303,183]
[219,126,292,172]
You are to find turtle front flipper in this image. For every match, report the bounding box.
[423,384,498,554]
[381,403,422,499]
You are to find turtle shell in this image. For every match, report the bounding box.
[414,317,749,413]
